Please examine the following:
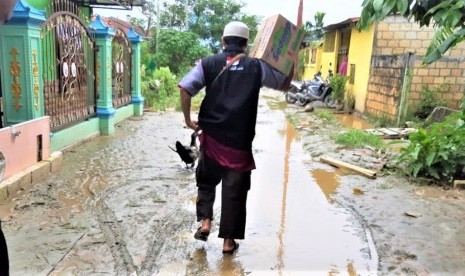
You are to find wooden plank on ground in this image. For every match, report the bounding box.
[364,128,417,139]
[320,156,377,179]
[365,129,384,136]
[378,128,400,136]
[453,180,465,189]
[331,110,352,114]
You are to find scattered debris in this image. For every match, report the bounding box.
[320,156,377,179]
[297,104,315,113]
[304,103,314,113]
[404,211,422,218]
[331,110,352,114]
[364,128,416,139]
[424,106,459,125]
[453,180,465,189]
[300,121,311,127]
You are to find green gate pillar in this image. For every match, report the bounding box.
[0,0,45,126]
[89,16,116,135]
[127,27,144,116]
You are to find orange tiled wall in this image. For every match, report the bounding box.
[366,15,465,118]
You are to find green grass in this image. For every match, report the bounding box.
[144,89,205,112]
[333,129,384,149]
[150,94,181,111]
[285,113,299,125]
[315,110,335,122]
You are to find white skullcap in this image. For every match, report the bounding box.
[223,21,249,40]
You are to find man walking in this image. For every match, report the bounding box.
[178,21,292,254]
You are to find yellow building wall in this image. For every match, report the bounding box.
[303,31,340,80]
[321,51,337,78]
[302,46,323,80]
[347,24,375,113]
[302,25,376,113]
[320,31,339,78]
[302,63,317,80]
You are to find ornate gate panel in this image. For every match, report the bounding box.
[112,28,132,108]
[41,1,96,131]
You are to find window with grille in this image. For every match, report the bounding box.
[324,32,335,52]
[311,48,317,64]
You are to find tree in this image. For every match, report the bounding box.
[159,0,190,30]
[160,0,261,53]
[140,42,157,78]
[304,11,325,42]
[153,29,211,76]
[126,0,157,37]
[358,0,465,64]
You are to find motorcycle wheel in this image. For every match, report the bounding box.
[323,95,338,109]
[296,97,308,106]
[285,90,297,104]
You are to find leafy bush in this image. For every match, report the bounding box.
[333,129,384,149]
[345,89,355,111]
[413,84,448,119]
[154,29,211,76]
[329,73,348,103]
[140,42,157,79]
[298,50,308,80]
[191,90,205,111]
[397,111,465,181]
[142,67,180,111]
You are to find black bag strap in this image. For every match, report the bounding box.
[210,53,246,88]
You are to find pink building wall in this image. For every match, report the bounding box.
[0,117,50,180]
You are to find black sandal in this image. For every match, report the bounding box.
[222,240,239,254]
[194,227,210,241]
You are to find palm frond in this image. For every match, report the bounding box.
[424,26,465,64]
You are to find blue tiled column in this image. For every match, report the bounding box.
[127,27,144,116]
[89,15,115,135]
[0,0,45,125]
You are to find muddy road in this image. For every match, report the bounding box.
[2,89,465,275]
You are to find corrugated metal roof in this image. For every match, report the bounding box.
[104,16,148,37]
[324,17,360,30]
[71,0,145,10]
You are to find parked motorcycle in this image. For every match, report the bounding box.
[285,69,337,108]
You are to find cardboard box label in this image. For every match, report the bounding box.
[271,21,292,61]
[250,14,304,75]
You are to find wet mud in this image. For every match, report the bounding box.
[267,89,465,275]
[1,89,465,275]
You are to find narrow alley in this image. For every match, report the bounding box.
[3,91,377,275]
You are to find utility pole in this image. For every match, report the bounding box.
[185,0,189,30]
[294,0,303,80]
[156,0,160,53]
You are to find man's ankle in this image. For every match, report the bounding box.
[223,238,234,248]
[201,219,211,231]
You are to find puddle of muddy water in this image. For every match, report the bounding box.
[261,94,289,111]
[311,169,341,203]
[334,113,372,130]
[157,98,378,275]
[246,115,376,274]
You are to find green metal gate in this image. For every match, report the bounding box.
[41,0,96,131]
[112,28,132,108]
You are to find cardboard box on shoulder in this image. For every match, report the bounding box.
[249,14,304,75]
